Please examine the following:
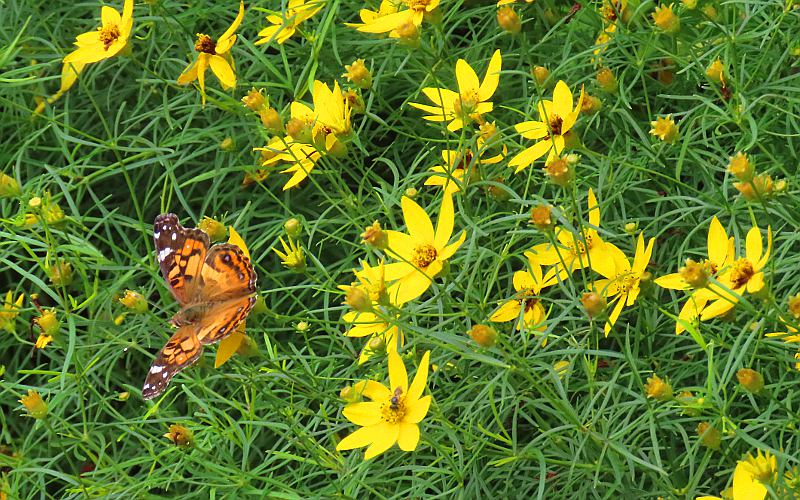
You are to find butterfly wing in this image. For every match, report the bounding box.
[153,213,210,306]
[196,296,256,345]
[142,326,203,400]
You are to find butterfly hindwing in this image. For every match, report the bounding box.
[153,213,210,306]
[196,296,257,345]
[142,326,203,400]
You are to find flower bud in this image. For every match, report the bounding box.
[253,293,268,315]
[645,374,673,401]
[497,6,521,34]
[734,173,774,201]
[581,94,602,115]
[361,221,388,249]
[479,121,499,145]
[118,391,130,401]
[367,336,385,351]
[485,178,511,201]
[0,173,21,198]
[680,259,710,288]
[544,157,574,187]
[47,259,73,287]
[19,390,48,419]
[198,216,227,242]
[706,59,725,83]
[404,187,418,199]
[737,368,764,393]
[286,117,313,144]
[35,309,60,336]
[652,4,680,33]
[163,424,194,447]
[35,333,53,349]
[727,152,753,182]
[624,222,638,234]
[242,88,267,111]
[532,66,549,86]
[682,0,697,9]
[530,205,554,231]
[395,20,420,48]
[259,107,284,132]
[295,321,310,332]
[345,286,372,312]
[119,290,148,314]
[468,324,497,347]
[219,137,235,152]
[343,89,366,114]
[788,293,800,319]
[701,4,718,20]
[696,422,722,450]
[340,384,361,403]
[581,292,607,318]
[597,68,618,93]
[343,59,372,89]
[284,218,302,238]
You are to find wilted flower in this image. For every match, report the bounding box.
[163,424,194,447]
[274,237,306,272]
[737,368,765,393]
[706,58,725,84]
[468,324,497,347]
[361,221,388,249]
[652,4,680,33]
[696,422,721,450]
[496,6,521,34]
[198,216,227,242]
[644,374,673,401]
[19,390,48,419]
[119,290,148,314]
[343,59,372,89]
[0,291,24,334]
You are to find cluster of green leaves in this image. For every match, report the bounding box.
[1,0,799,497]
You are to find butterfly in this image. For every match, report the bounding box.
[142,213,257,400]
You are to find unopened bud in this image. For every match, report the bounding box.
[597,68,618,93]
[581,292,607,318]
[199,216,227,242]
[645,374,673,401]
[696,422,721,450]
[532,66,549,86]
[286,118,313,144]
[345,286,372,312]
[47,259,73,287]
[496,6,521,34]
[737,368,764,393]
[284,218,302,238]
[530,205,554,231]
[727,152,753,182]
[119,290,148,314]
[219,137,235,152]
[241,88,267,111]
[468,324,497,347]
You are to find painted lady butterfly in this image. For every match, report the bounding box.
[142,214,257,400]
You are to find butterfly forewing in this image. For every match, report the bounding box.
[142,326,203,400]
[153,213,210,306]
[201,244,258,300]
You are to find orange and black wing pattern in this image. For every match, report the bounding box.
[153,213,209,306]
[142,326,203,400]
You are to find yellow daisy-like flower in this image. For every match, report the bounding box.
[255,0,325,45]
[490,257,557,333]
[592,233,655,336]
[650,114,679,143]
[527,188,610,279]
[345,0,400,30]
[177,0,244,106]
[700,224,771,322]
[424,146,505,194]
[508,80,585,173]
[274,236,307,272]
[36,0,134,113]
[409,50,502,132]
[0,291,24,334]
[697,450,776,500]
[337,350,431,460]
[352,0,440,35]
[655,216,736,334]
[383,193,467,305]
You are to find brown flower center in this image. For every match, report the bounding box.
[381,388,406,423]
[549,115,564,136]
[730,258,755,289]
[98,24,121,50]
[411,244,438,269]
[194,34,217,54]
[405,0,434,12]
[616,273,637,293]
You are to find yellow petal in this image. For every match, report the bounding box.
[434,192,455,249]
[396,422,420,451]
[552,80,573,117]
[478,49,502,102]
[357,10,412,33]
[655,273,688,290]
[214,325,245,368]
[401,195,435,243]
[101,6,122,27]
[508,140,552,173]
[227,227,249,258]
[217,0,245,51]
[757,226,771,270]
[404,395,431,424]
[439,229,466,260]
[177,58,199,85]
[385,230,417,261]
[406,351,430,402]
[514,120,549,140]
[604,297,626,336]
[209,54,236,89]
[388,347,409,394]
[343,402,383,426]
[353,380,392,401]
[336,425,377,451]
[732,460,767,500]
[455,58,480,95]
[363,421,400,460]
[745,226,762,265]
[707,216,728,266]
[490,300,521,322]
[587,188,600,228]
[699,297,736,321]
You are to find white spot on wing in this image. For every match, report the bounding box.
[157,247,172,262]
[150,365,163,374]
[162,372,169,378]
[171,233,177,241]
[154,231,160,239]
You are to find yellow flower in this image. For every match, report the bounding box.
[177,0,244,106]
[652,3,680,33]
[644,374,673,401]
[424,146,505,194]
[0,291,24,334]
[343,59,372,89]
[650,114,679,143]
[410,50,502,132]
[36,0,134,112]
[258,137,322,190]
[655,216,735,334]
[274,236,306,272]
[382,193,467,304]
[706,58,726,84]
[215,227,254,368]
[700,224,771,322]
[699,450,776,500]
[352,0,440,36]
[527,189,610,279]
[592,233,655,336]
[509,80,585,172]
[19,390,48,419]
[346,0,400,31]
[255,0,324,45]
[490,257,557,334]
[337,350,431,460]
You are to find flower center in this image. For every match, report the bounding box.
[411,244,438,269]
[548,115,564,136]
[405,0,434,12]
[730,258,755,289]
[454,90,480,117]
[381,387,406,423]
[616,273,637,293]
[194,34,217,54]
[569,232,593,255]
[98,24,121,50]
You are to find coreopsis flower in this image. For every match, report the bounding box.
[214,227,255,368]
[19,390,48,419]
[699,450,776,500]
[163,424,194,447]
[0,173,21,198]
[652,3,680,33]
[352,0,439,37]
[655,216,735,334]
[644,374,673,401]
[119,290,148,314]
[337,350,431,460]
[592,233,655,336]
[35,309,60,336]
[177,0,244,106]
[274,236,306,272]
[255,0,324,45]
[257,137,322,190]
[527,189,610,279]
[409,50,502,132]
[490,258,557,335]
[0,291,24,334]
[35,0,134,113]
[382,193,467,304]
[424,147,505,194]
[509,80,585,172]
[343,59,372,89]
[706,58,725,84]
[700,224,771,322]
[650,114,679,143]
